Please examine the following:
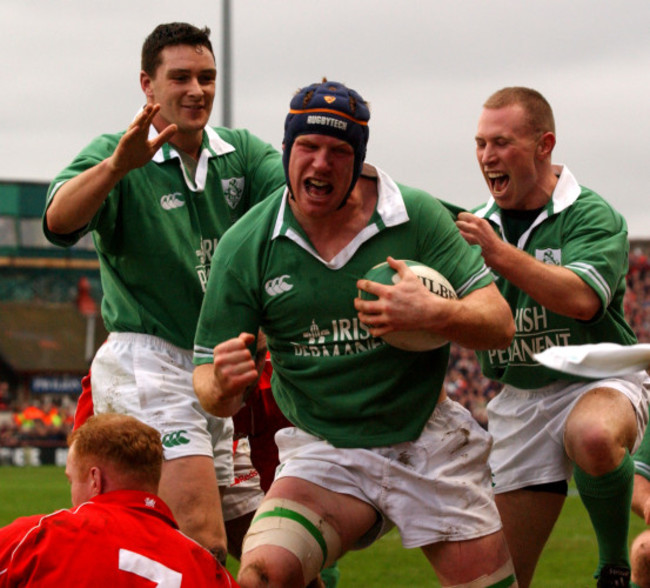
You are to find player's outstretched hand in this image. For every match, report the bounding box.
[110,104,177,175]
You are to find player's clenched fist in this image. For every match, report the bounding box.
[194,333,259,418]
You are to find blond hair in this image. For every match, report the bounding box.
[484,86,555,136]
[68,413,162,488]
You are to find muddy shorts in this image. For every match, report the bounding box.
[222,437,265,521]
[274,398,502,548]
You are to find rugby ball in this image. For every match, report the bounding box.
[359,260,457,351]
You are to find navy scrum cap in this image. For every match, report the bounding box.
[283,79,370,199]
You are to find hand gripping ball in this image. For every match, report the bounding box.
[359,260,457,351]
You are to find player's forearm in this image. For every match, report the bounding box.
[434,283,514,350]
[46,157,126,235]
[488,243,600,320]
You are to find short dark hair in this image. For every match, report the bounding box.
[484,86,555,136]
[141,22,214,76]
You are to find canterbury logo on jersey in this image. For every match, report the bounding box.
[265,275,293,296]
[162,430,190,447]
[160,192,186,210]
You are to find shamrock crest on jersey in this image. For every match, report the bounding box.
[222,177,244,209]
[536,247,561,265]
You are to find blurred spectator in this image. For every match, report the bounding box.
[624,247,650,343]
[0,383,9,411]
[443,345,500,429]
[2,396,76,447]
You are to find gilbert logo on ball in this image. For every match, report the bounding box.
[359,260,457,351]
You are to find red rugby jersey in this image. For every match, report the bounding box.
[0,490,238,587]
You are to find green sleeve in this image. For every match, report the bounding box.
[43,134,121,247]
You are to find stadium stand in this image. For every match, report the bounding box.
[0,181,105,463]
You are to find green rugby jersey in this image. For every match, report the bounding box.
[194,167,493,448]
[474,165,637,389]
[44,125,284,350]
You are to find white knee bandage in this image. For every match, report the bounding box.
[242,498,342,583]
[446,559,517,588]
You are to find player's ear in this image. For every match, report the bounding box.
[89,466,103,496]
[140,71,154,100]
[537,131,555,160]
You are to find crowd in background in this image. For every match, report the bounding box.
[0,394,75,448]
[2,248,650,445]
[624,247,650,342]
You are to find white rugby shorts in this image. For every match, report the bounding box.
[222,437,265,522]
[487,371,650,493]
[274,398,502,548]
[91,332,235,485]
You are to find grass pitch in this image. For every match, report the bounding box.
[0,466,645,587]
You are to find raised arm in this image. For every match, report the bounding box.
[46,104,177,235]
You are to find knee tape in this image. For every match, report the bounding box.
[242,498,342,583]
[446,559,517,588]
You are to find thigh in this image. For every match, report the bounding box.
[496,489,565,588]
[239,477,378,587]
[421,530,514,587]
[265,476,379,552]
[159,454,227,558]
[382,399,501,548]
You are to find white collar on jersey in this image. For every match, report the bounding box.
[271,163,410,270]
[135,107,236,192]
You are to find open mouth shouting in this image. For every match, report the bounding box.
[304,178,334,197]
[486,171,509,196]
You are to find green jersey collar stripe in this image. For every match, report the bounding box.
[274,195,385,270]
[252,506,328,567]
